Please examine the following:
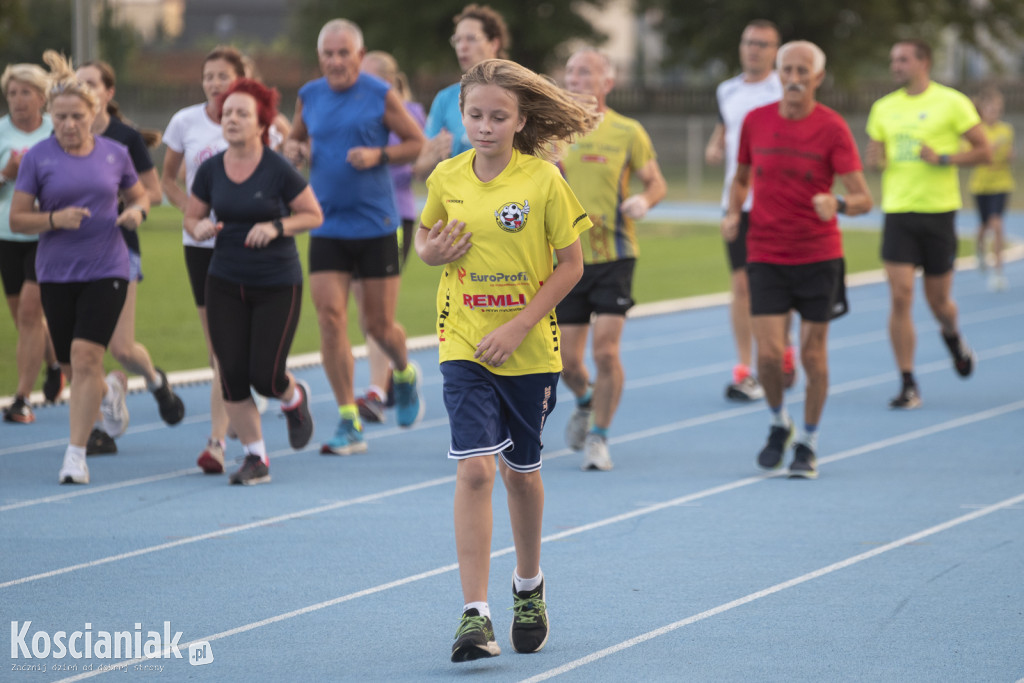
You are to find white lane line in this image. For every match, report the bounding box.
[49,401,1024,682]
[519,488,1024,683]
[14,395,1015,630]
[0,417,452,512]
[0,475,456,590]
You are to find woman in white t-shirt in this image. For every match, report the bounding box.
[161,45,247,474]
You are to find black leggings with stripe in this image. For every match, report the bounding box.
[206,275,302,402]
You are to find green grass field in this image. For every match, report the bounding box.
[0,204,971,394]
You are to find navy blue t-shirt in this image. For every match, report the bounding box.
[101,117,154,255]
[192,148,308,286]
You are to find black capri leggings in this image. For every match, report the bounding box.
[205,275,302,402]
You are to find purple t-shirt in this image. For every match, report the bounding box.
[15,136,138,283]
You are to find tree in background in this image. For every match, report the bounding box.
[290,0,609,77]
[0,0,139,78]
[638,0,1024,84]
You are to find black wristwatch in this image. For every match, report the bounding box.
[379,147,390,166]
[272,218,285,238]
[836,196,848,215]
[938,154,952,166]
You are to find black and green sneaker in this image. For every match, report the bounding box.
[451,608,500,663]
[510,578,548,654]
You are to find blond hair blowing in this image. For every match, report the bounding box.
[460,59,598,160]
[1,63,49,98]
[42,50,100,114]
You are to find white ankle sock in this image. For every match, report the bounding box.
[464,601,490,617]
[513,570,543,593]
[244,440,268,465]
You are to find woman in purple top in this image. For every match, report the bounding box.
[10,51,150,486]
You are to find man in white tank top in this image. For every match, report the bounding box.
[705,19,790,402]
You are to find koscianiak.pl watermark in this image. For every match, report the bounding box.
[10,621,214,673]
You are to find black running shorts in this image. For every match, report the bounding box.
[881,212,957,276]
[0,240,38,296]
[747,258,848,323]
[309,234,400,279]
[556,258,636,325]
[40,278,128,363]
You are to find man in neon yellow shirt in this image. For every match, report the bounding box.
[866,39,990,409]
[558,48,667,471]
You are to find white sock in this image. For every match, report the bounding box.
[367,384,386,399]
[147,373,164,392]
[770,407,790,428]
[463,601,490,618]
[66,444,86,459]
[281,384,302,410]
[799,430,819,451]
[244,440,268,465]
[513,570,543,593]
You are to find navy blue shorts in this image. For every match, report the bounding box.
[440,360,559,473]
[974,193,1009,224]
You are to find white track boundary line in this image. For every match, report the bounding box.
[10,249,1020,410]
[520,486,1024,683]
[3,341,1022,515]
[48,399,1024,681]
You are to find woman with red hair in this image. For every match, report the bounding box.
[184,79,323,485]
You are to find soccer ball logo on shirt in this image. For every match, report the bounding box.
[495,200,530,233]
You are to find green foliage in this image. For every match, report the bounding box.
[97,0,139,78]
[638,0,1024,84]
[0,0,72,65]
[289,0,609,77]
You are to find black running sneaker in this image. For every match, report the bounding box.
[229,454,270,485]
[43,365,65,403]
[511,578,549,654]
[3,396,34,424]
[948,337,976,378]
[788,443,818,479]
[282,379,314,449]
[86,428,118,456]
[757,422,794,469]
[451,608,500,662]
[889,384,922,410]
[152,368,185,425]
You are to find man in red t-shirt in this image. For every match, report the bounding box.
[722,40,873,479]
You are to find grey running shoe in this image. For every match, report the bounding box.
[889,384,922,410]
[565,405,592,451]
[581,433,613,471]
[788,443,818,479]
[100,371,130,437]
[726,375,765,401]
[229,454,270,485]
[282,379,314,449]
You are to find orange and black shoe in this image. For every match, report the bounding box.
[3,396,35,424]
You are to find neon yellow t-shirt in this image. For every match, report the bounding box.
[968,121,1015,194]
[866,82,980,213]
[421,149,592,376]
[561,108,656,264]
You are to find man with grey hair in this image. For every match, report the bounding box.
[285,19,425,455]
[722,40,873,478]
[558,47,667,471]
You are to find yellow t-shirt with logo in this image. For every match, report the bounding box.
[561,108,656,264]
[866,82,980,213]
[421,149,592,376]
[968,120,1015,194]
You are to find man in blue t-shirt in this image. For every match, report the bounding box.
[285,18,425,454]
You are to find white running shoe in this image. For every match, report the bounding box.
[988,272,1008,292]
[100,371,130,438]
[581,433,613,471]
[58,449,89,484]
[565,405,592,451]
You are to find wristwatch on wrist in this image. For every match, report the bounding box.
[128,204,147,222]
[836,196,848,215]
[379,147,390,166]
[938,154,951,166]
[272,218,285,238]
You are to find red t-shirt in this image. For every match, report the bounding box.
[738,102,861,264]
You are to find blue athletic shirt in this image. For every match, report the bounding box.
[424,82,473,157]
[298,74,399,240]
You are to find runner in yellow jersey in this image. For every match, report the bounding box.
[557,48,666,471]
[417,59,595,663]
[866,39,991,409]
[968,87,1014,291]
